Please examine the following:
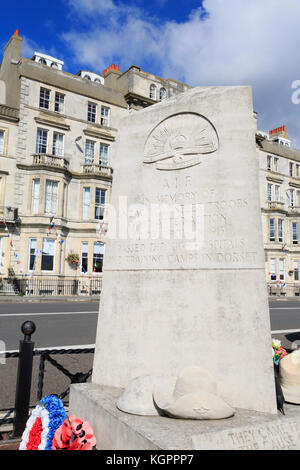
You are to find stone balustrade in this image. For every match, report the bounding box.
[81,164,113,176]
[32,154,69,169]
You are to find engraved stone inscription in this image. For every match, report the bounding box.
[192,419,300,450]
[143,113,219,170]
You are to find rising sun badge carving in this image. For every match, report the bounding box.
[143,113,219,170]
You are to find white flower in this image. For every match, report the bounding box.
[272,339,281,349]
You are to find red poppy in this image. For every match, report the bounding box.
[52,415,96,450]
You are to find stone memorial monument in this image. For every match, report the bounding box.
[69,86,288,450]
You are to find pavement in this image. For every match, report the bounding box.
[0,295,100,303]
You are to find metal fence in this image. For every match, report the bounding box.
[0,277,102,297]
[25,279,79,296]
[0,321,95,437]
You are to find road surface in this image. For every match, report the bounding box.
[0,301,99,351]
[1,299,300,350]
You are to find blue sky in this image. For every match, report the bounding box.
[1,0,300,146]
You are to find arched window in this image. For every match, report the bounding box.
[160,88,167,100]
[84,74,91,80]
[39,58,47,65]
[51,62,59,69]
[149,84,157,100]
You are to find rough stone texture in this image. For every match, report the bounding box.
[91,86,277,415]
[70,383,300,450]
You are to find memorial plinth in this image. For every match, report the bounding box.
[70,384,300,450]
[70,86,279,449]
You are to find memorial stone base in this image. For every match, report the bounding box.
[70,383,300,451]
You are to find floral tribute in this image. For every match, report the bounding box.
[66,253,80,266]
[19,395,67,451]
[272,339,288,366]
[52,415,96,450]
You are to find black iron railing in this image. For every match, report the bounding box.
[0,277,102,296]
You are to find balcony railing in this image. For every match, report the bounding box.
[289,206,300,215]
[267,201,285,210]
[32,154,69,170]
[81,164,113,176]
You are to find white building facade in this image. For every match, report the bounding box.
[257,126,300,296]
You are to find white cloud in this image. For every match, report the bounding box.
[21,36,41,58]
[22,36,61,64]
[63,0,300,145]
[67,0,117,14]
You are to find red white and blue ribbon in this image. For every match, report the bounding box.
[19,395,67,451]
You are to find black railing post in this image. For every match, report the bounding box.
[12,321,36,438]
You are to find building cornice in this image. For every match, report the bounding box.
[0,104,19,123]
[16,163,113,182]
[266,173,284,184]
[83,127,115,141]
[34,116,71,131]
[289,179,300,189]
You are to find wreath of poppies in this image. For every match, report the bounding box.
[52,415,96,450]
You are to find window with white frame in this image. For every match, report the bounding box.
[52,132,64,157]
[275,185,280,202]
[41,238,55,271]
[160,88,167,100]
[295,260,299,281]
[83,187,90,220]
[0,130,4,155]
[29,239,37,271]
[95,188,106,220]
[290,189,295,207]
[81,242,88,273]
[267,183,272,202]
[55,92,65,113]
[270,258,277,281]
[93,242,104,273]
[62,183,67,218]
[278,219,284,243]
[293,222,298,245]
[85,140,95,164]
[39,87,50,109]
[290,162,294,177]
[87,102,97,123]
[32,179,40,214]
[99,143,109,166]
[149,84,156,100]
[36,128,48,154]
[279,258,285,281]
[59,239,65,275]
[0,237,3,271]
[269,218,275,242]
[267,155,272,171]
[274,157,279,172]
[100,106,110,126]
[45,180,58,215]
